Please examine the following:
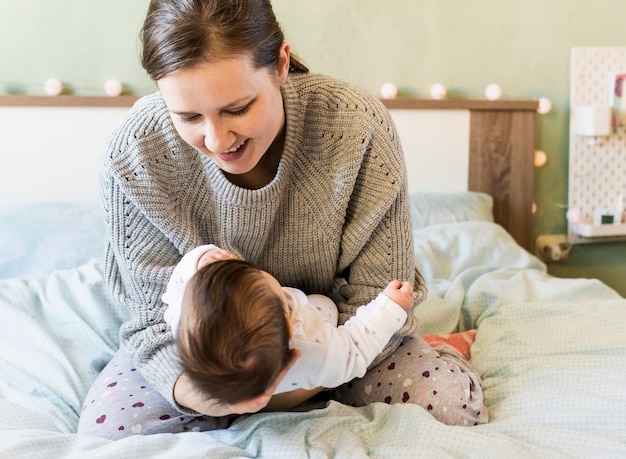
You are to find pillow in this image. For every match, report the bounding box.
[0,203,105,279]
[408,191,493,230]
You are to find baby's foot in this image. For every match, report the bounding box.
[421,330,477,360]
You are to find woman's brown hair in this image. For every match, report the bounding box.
[178,259,294,405]
[141,0,308,80]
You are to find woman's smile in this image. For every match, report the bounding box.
[216,139,249,162]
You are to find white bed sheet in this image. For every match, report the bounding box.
[1,196,625,458]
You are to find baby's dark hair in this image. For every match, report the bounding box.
[177,259,294,406]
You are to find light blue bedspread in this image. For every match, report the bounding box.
[1,199,625,458]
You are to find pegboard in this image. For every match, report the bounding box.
[568,47,626,243]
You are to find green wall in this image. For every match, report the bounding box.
[1,0,624,296]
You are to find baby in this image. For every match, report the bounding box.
[162,244,413,415]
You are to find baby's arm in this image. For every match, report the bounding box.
[312,282,413,388]
[264,387,325,411]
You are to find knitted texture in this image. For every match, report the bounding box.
[100,72,426,412]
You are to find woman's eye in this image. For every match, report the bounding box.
[179,114,200,123]
[227,103,252,117]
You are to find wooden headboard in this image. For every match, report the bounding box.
[383,99,538,252]
[0,95,537,251]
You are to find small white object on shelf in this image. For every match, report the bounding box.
[574,105,611,137]
[572,223,626,238]
[380,82,398,99]
[485,84,502,101]
[104,79,124,97]
[429,83,447,100]
[44,78,64,96]
[538,97,552,115]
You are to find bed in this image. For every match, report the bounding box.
[1,95,625,458]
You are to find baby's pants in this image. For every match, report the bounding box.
[332,335,487,426]
[77,335,487,440]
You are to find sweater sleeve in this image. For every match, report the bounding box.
[101,181,189,412]
[330,96,427,368]
[99,95,205,415]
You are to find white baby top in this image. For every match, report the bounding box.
[163,245,408,394]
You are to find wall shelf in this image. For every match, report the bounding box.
[568,47,626,246]
[0,95,140,107]
[382,98,538,111]
[0,95,540,111]
[573,223,626,238]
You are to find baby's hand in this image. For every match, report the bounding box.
[197,247,239,269]
[383,280,414,312]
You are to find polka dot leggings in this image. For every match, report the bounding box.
[333,335,488,426]
[77,349,236,440]
[78,335,487,440]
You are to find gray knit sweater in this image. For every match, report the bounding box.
[100,72,426,412]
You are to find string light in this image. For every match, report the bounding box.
[485,84,502,101]
[429,83,447,100]
[538,97,552,115]
[380,82,398,99]
[104,79,124,97]
[43,78,64,96]
[0,78,155,96]
[534,150,548,167]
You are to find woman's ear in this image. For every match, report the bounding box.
[276,41,291,84]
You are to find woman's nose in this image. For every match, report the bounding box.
[202,120,233,153]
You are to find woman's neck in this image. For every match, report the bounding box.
[224,127,286,190]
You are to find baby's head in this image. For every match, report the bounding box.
[177,259,294,406]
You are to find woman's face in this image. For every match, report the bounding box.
[157,43,290,179]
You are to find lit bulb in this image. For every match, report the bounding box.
[485,84,502,101]
[566,208,581,224]
[534,150,547,167]
[44,78,63,96]
[532,202,537,214]
[380,82,398,99]
[430,83,447,100]
[104,79,124,97]
[538,97,552,115]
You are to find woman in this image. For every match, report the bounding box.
[78,0,487,439]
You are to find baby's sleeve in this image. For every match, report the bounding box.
[315,293,408,388]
